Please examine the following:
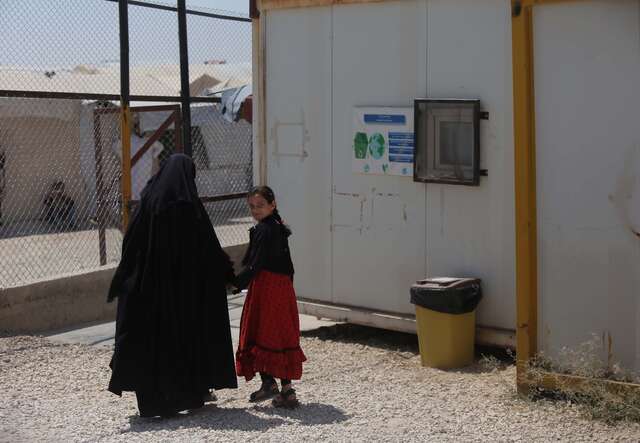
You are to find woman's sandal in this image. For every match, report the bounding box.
[249,381,279,403]
[203,390,217,403]
[272,388,299,409]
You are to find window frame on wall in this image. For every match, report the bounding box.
[413,98,481,186]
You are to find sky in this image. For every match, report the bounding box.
[0,0,251,69]
[187,0,248,14]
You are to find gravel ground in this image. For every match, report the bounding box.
[1,325,640,442]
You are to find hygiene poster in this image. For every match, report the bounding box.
[352,107,414,176]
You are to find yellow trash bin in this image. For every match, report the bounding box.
[411,278,482,369]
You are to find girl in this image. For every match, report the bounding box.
[233,186,306,409]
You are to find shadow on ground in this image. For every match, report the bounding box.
[301,323,419,354]
[252,402,350,426]
[127,406,285,433]
[125,401,349,433]
[301,323,515,375]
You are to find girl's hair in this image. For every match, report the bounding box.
[248,185,276,204]
[248,186,291,235]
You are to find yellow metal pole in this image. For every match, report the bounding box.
[510,0,640,397]
[511,1,538,393]
[120,105,132,230]
[119,0,131,231]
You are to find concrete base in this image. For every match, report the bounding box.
[48,291,338,348]
[0,266,118,334]
[297,298,516,349]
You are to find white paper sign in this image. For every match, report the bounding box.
[352,107,414,176]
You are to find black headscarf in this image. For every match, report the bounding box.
[140,153,199,215]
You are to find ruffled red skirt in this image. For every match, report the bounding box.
[236,271,306,381]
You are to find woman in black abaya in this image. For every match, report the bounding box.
[107,154,237,418]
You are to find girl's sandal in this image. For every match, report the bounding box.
[272,388,299,409]
[249,381,279,403]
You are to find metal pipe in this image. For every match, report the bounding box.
[177,0,192,157]
[119,0,132,228]
[128,192,247,209]
[0,90,222,103]
[131,112,177,167]
[94,104,179,115]
[119,0,129,107]
[104,0,252,23]
[199,192,248,203]
[92,112,108,266]
[174,109,184,153]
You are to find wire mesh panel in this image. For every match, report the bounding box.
[0,1,252,289]
[187,8,252,97]
[0,98,123,288]
[0,0,120,95]
[193,101,253,247]
[203,199,253,248]
[128,2,181,97]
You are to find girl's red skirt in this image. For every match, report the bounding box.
[235,270,306,381]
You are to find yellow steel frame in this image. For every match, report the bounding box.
[511,0,539,393]
[511,0,640,394]
[120,105,132,229]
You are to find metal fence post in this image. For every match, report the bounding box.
[93,113,108,266]
[177,0,192,157]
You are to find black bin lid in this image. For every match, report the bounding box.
[410,277,482,315]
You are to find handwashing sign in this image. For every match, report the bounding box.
[352,107,414,176]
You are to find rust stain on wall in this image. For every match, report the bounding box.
[609,144,639,240]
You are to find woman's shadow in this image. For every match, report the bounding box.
[126,401,349,433]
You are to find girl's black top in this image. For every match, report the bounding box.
[235,214,294,290]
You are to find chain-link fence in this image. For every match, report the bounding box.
[0,0,253,289]
[0,98,124,287]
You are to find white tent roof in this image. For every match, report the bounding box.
[0,62,251,97]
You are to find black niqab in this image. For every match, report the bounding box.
[140,153,198,215]
[107,154,237,417]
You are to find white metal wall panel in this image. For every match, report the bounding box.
[331,1,427,314]
[534,1,640,369]
[264,7,333,303]
[425,0,516,330]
